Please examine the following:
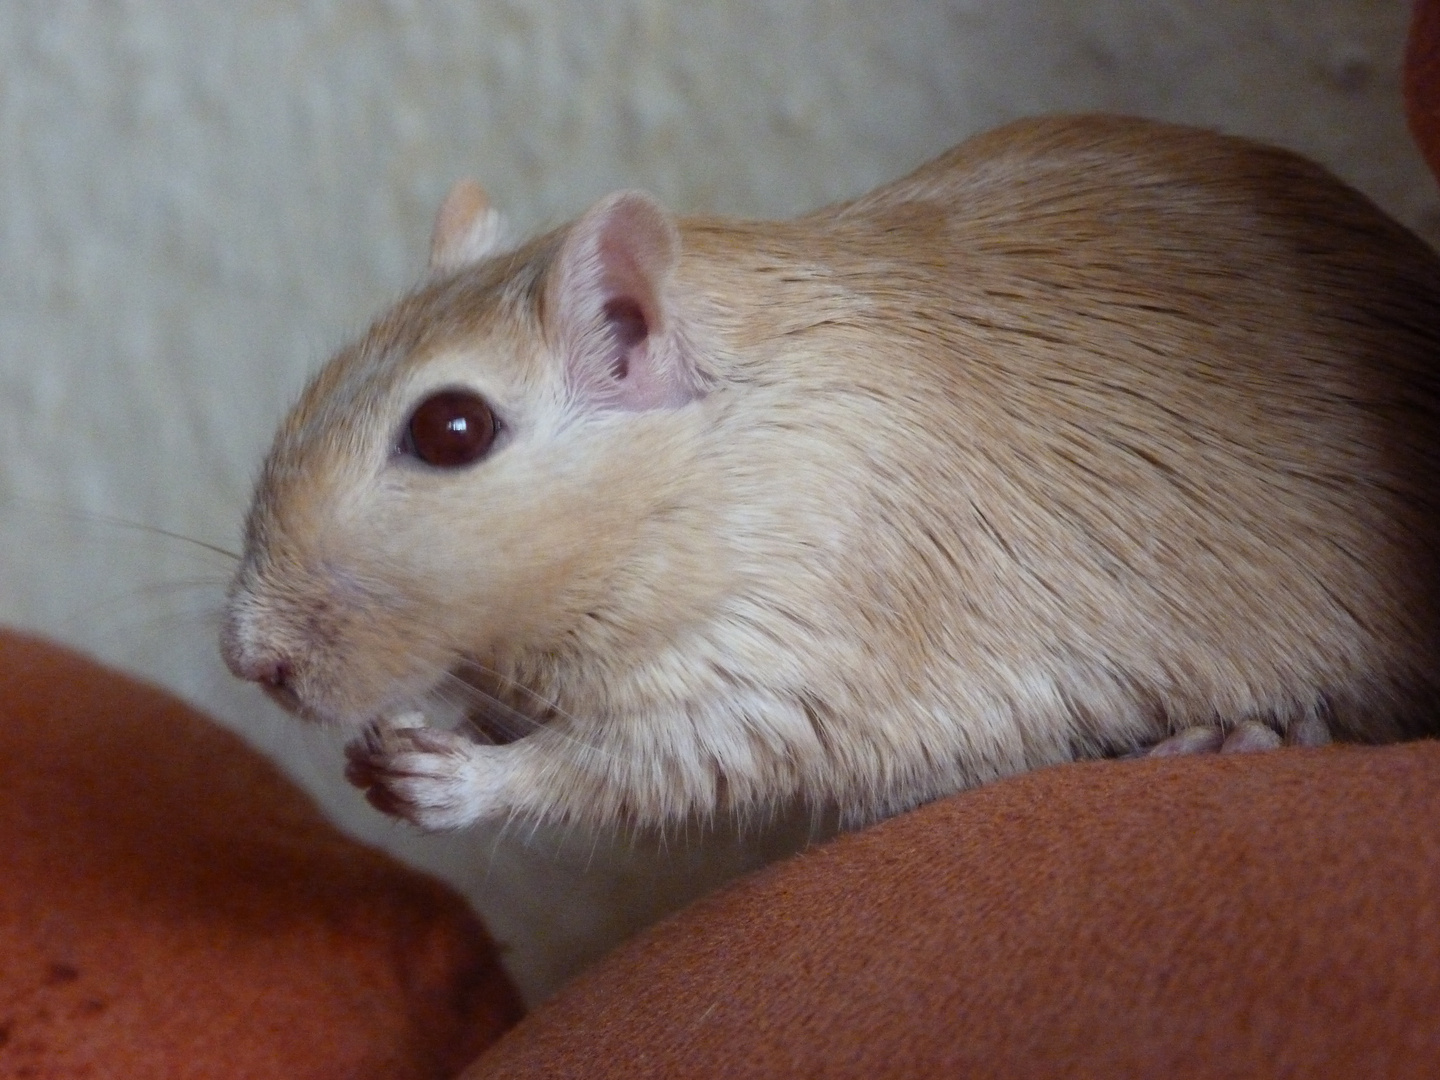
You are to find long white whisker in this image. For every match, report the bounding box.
[433,669,550,743]
[449,656,591,729]
[0,497,240,562]
[45,585,226,645]
[394,655,625,766]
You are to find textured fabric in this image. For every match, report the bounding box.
[467,742,1440,1078]
[0,630,522,1079]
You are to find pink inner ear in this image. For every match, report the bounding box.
[550,191,704,412]
[602,298,648,380]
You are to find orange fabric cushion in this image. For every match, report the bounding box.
[0,630,522,1079]
[468,742,1440,1078]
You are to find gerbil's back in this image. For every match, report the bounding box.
[683,115,1440,774]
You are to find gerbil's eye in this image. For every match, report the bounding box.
[402,389,498,468]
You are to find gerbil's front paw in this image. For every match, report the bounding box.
[1142,715,1332,758]
[344,722,504,831]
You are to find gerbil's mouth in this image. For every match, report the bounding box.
[444,662,558,746]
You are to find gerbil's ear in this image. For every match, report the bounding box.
[546,190,703,412]
[429,179,508,273]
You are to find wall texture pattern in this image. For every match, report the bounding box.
[0,0,1432,1002]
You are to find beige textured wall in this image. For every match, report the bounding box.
[0,0,1433,1002]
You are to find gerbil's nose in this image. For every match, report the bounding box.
[224,643,294,689]
[226,646,303,712]
[248,656,295,690]
[254,657,303,712]
[220,621,294,688]
[220,600,305,712]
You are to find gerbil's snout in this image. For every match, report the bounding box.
[219,551,346,720]
[220,552,444,729]
[222,642,290,689]
[224,643,301,710]
[219,599,304,711]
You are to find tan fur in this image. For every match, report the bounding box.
[222,115,1440,831]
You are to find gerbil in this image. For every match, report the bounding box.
[222,115,1440,832]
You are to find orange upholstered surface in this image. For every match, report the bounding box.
[468,741,1440,1078]
[0,630,521,1079]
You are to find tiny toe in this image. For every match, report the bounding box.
[349,724,391,759]
[364,783,404,818]
[1285,714,1333,747]
[343,738,382,786]
[1147,726,1225,756]
[1220,721,1283,754]
[344,757,375,788]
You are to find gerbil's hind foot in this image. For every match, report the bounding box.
[1141,715,1332,758]
[344,721,505,831]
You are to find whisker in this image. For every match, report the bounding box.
[433,670,547,744]
[0,496,240,562]
[448,656,591,729]
[523,810,550,849]
[388,656,624,766]
[582,828,606,874]
[45,584,226,645]
[481,823,514,888]
[436,660,568,730]
[114,577,230,602]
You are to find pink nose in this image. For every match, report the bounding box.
[220,623,295,690]
[248,656,294,690]
[225,646,294,688]
[225,647,303,712]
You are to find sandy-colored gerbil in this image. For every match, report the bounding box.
[222,115,1440,833]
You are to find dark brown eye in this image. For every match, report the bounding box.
[402,389,498,468]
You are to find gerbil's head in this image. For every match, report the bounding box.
[222,182,716,728]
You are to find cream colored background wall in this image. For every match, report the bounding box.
[1,0,1433,1003]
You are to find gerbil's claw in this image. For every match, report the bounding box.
[343,746,375,788]
[1140,714,1332,758]
[1284,713,1333,747]
[1145,725,1224,756]
[343,725,501,831]
[1219,721,1283,754]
